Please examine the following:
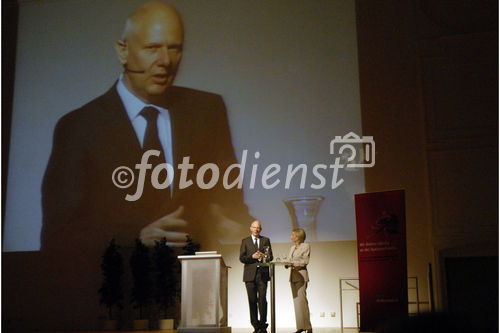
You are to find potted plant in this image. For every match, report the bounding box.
[153,238,178,330]
[130,239,153,330]
[182,235,201,255]
[98,239,123,330]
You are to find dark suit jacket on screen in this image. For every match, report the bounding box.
[41,83,253,251]
[239,235,273,282]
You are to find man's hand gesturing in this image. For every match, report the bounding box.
[139,206,188,246]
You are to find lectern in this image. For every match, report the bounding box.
[177,252,230,333]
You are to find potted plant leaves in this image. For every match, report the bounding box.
[130,239,153,330]
[98,239,123,330]
[153,238,178,330]
[182,235,200,255]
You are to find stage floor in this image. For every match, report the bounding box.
[234,329,360,333]
[32,329,360,333]
[233,329,359,333]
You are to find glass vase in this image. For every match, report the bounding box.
[283,196,324,241]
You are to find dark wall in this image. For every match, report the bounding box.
[356,0,498,313]
[445,256,498,331]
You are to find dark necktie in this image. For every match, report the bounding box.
[140,106,165,163]
[254,237,258,250]
[139,106,168,205]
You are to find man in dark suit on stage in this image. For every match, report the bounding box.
[240,220,273,333]
[41,0,253,253]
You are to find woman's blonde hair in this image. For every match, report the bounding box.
[292,228,306,242]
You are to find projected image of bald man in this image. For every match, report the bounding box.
[41,0,253,253]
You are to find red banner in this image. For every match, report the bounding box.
[354,190,408,331]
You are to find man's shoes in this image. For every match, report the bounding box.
[258,323,268,333]
[294,330,305,333]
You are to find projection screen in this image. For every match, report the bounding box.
[4,0,363,252]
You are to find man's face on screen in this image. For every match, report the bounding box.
[119,15,183,104]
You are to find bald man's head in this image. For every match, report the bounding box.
[250,220,262,237]
[115,1,184,104]
[121,1,183,41]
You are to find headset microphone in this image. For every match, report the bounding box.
[124,64,145,74]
